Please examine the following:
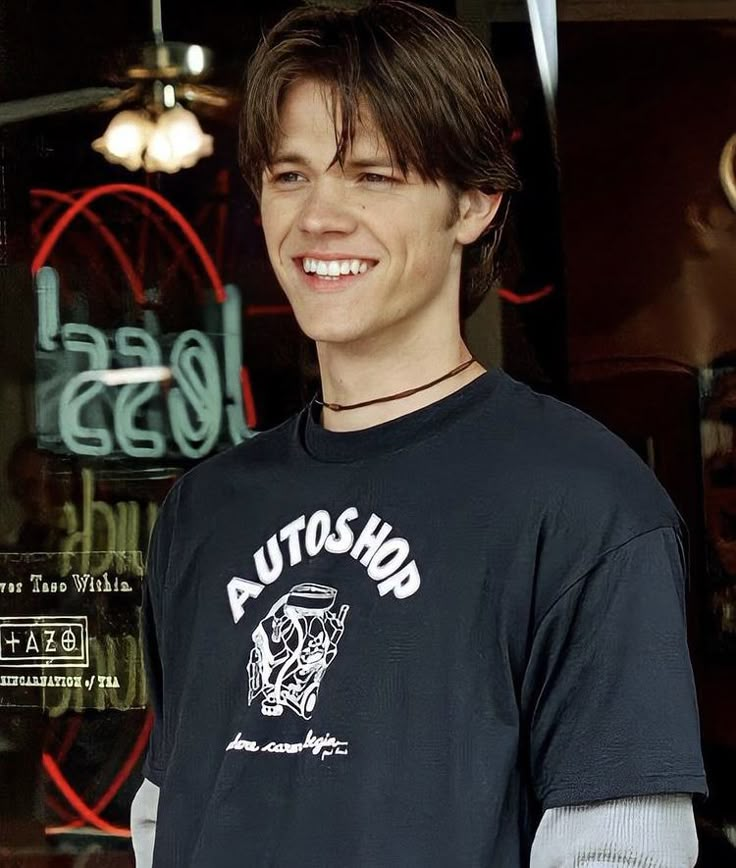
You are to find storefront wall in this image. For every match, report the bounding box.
[1,0,734,863]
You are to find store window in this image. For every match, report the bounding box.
[4,0,732,864]
[556,7,736,864]
[0,0,302,861]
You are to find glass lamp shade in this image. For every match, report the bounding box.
[721,132,736,212]
[143,105,214,173]
[91,110,155,171]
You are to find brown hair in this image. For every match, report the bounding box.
[239,0,521,317]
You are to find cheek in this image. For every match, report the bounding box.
[259,201,288,258]
[405,224,448,277]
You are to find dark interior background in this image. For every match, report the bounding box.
[0,1,734,863]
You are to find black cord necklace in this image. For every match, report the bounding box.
[315,357,478,412]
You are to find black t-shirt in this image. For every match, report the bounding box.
[142,368,707,867]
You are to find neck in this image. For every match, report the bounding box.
[316,332,484,432]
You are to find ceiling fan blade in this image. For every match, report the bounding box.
[178,84,234,108]
[97,84,144,111]
[0,87,125,126]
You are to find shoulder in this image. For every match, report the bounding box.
[153,412,303,530]
[476,373,684,598]
[488,370,680,533]
[147,413,303,583]
[174,412,301,496]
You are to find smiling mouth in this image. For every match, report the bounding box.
[299,257,377,280]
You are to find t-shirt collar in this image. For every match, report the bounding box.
[300,368,502,463]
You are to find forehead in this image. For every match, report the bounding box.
[273,78,390,162]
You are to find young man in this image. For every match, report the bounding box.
[132,3,707,865]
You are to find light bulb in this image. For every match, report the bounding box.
[143,106,213,173]
[186,45,206,76]
[91,111,154,171]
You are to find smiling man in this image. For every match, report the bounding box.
[257,76,500,386]
[131,3,707,866]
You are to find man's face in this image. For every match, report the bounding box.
[259,78,469,347]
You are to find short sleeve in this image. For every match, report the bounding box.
[522,525,707,810]
[141,483,180,787]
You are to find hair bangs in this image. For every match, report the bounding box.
[240,1,522,317]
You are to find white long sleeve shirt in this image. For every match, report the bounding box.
[131,779,698,868]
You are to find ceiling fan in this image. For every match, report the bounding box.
[0,0,236,128]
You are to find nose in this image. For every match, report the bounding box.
[297,178,357,236]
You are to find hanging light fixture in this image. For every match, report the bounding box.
[143,105,213,172]
[91,0,218,174]
[92,110,155,171]
[93,103,213,174]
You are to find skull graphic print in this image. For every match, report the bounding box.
[247,584,349,720]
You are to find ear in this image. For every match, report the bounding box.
[455,190,504,246]
[686,200,735,256]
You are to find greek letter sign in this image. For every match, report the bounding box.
[0,551,146,713]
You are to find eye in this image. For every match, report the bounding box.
[269,171,305,185]
[360,172,395,185]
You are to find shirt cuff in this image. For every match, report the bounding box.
[530,793,698,868]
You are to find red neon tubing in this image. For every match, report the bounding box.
[136,195,152,276]
[54,714,83,765]
[77,186,208,296]
[31,190,141,298]
[31,183,226,304]
[32,198,66,235]
[42,752,131,837]
[31,189,145,305]
[77,710,153,822]
[240,366,258,429]
[32,183,98,234]
[185,200,214,285]
[32,184,259,434]
[115,192,201,280]
[497,284,555,305]
[115,192,206,303]
[214,169,230,275]
[46,710,154,832]
[46,793,78,824]
[45,711,153,833]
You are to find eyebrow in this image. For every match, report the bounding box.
[269,152,396,171]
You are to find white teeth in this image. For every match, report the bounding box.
[301,257,375,277]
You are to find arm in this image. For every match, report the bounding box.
[131,777,160,868]
[135,484,179,864]
[524,526,706,810]
[530,793,698,868]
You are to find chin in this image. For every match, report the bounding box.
[302,325,371,346]
[294,311,375,346]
